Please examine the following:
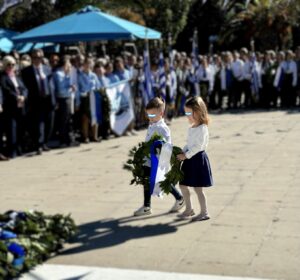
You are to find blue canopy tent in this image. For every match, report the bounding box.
[16,42,60,54]
[0,28,18,53]
[0,28,58,53]
[13,5,161,43]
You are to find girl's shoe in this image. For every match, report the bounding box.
[177,209,195,219]
[191,213,210,222]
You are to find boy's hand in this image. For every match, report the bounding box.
[177,153,187,161]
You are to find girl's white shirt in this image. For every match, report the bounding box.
[183,124,209,159]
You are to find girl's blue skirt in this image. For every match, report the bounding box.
[180,151,213,187]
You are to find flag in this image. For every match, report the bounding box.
[250,54,260,98]
[190,31,200,96]
[158,51,166,100]
[143,48,154,105]
[168,47,177,102]
[0,0,23,15]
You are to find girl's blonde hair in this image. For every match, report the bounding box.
[185,96,209,125]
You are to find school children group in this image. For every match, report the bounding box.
[134,96,213,222]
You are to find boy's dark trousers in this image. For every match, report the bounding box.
[143,166,183,207]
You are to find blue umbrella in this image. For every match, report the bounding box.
[0,28,19,53]
[0,37,14,53]
[16,42,60,53]
[13,5,161,43]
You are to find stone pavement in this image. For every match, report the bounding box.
[1,110,300,280]
[20,264,273,280]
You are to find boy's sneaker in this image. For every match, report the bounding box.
[169,199,185,213]
[133,206,152,216]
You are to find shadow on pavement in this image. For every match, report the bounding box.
[60,213,189,256]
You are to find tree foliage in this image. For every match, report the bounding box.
[1,0,300,52]
[219,0,300,50]
[175,0,300,53]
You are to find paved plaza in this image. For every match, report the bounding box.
[1,110,300,280]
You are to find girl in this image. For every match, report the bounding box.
[177,96,213,221]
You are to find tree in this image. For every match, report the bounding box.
[104,0,193,43]
[175,0,229,53]
[0,0,59,32]
[219,0,300,50]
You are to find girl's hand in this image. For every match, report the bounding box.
[177,153,187,161]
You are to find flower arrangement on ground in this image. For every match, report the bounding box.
[0,210,76,279]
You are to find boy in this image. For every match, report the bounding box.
[134,97,185,216]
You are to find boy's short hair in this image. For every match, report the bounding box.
[146,97,165,111]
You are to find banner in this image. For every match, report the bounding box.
[0,0,23,15]
[105,81,134,136]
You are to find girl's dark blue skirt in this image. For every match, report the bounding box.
[180,151,213,187]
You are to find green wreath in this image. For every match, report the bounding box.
[0,210,76,279]
[124,134,184,194]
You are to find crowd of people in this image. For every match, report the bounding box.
[1,46,300,161]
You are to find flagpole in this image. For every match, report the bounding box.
[145,28,149,56]
[145,28,151,71]
[250,38,255,55]
[143,28,154,103]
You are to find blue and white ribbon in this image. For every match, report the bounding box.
[8,242,25,268]
[0,211,26,268]
[150,141,173,196]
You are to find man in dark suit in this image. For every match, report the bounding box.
[21,49,55,155]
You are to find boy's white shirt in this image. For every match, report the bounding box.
[145,118,171,143]
[144,118,171,167]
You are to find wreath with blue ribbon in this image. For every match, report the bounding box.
[0,210,76,279]
[124,134,184,194]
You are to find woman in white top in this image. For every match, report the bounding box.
[177,96,213,221]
